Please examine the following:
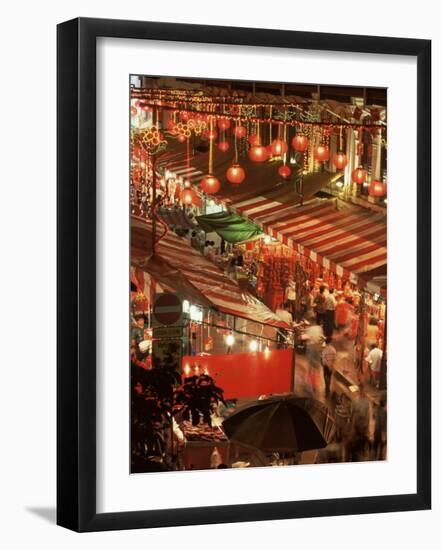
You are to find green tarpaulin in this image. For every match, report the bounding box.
[196,211,263,243]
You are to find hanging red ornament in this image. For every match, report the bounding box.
[194,113,204,123]
[333,151,348,170]
[180,111,190,122]
[167,119,176,132]
[205,129,218,141]
[248,134,259,145]
[180,187,195,205]
[249,144,269,163]
[352,167,367,185]
[368,180,387,197]
[314,144,330,162]
[217,117,231,131]
[266,144,273,155]
[234,125,247,138]
[200,175,221,194]
[292,134,309,152]
[130,106,137,116]
[278,165,292,179]
[218,140,230,152]
[271,139,288,156]
[177,134,187,143]
[226,164,246,185]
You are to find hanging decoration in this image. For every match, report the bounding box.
[217,117,231,131]
[248,121,269,163]
[332,126,348,169]
[226,164,246,185]
[313,143,330,162]
[352,167,367,185]
[271,138,288,156]
[218,140,230,152]
[368,180,387,197]
[180,187,197,205]
[292,133,309,152]
[200,117,221,194]
[227,118,246,185]
[333,151,348,170]
[233,125,247,138]
[278,165,291,179]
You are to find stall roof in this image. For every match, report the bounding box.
[157,144,386,287]
[131,216,288,328]
[196,211,263,243]
[236,197,386,286]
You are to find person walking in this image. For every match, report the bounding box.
[373,395,387,460]
[348,384,372,462]
[323,288,337,339]
[303,323,325,400]
[321,337,337,398]
[314,285,327,327]
[366,342,383,388]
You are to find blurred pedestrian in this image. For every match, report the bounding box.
[324,288,336,339]
[348,384,372,462]
[321,337,337,398]
[367,342,383,388]
[314,285,327,327]
[373,395,387,460]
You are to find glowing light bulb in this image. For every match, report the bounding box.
[249,340,258,352]
[264,234,272,244]
[225,334,235,347]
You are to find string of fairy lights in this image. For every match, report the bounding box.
[130,89,387,220]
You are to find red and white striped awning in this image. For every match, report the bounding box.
[156,149,387,286]
[232,198,387,284]
[131,216,288,328]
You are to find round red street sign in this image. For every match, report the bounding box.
[153,293,182,326]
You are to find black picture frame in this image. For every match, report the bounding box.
[57,17,431,532]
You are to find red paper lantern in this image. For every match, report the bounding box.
[217,117,231,131]
[180,111,190,122]
[248,134,259,145]
[205,129,218,141]
[200,175,221,194]
[234,125,247,138]
[218,140,230,152]
[226,164,246,185]
[266,144,273,155]
[333,152,348,170]
[314,144,330,162]
[177,134,187,143]
[368,180,387,197]
[194,113,204,123]
[249,144,269,163]
[278,165,292,179]
[291,134,309,152]
[180,187,195,205]
[271,139,288,156]
[352,167,367,185]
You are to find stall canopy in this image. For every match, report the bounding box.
[131,216,288,328]
[232,197,387,286]
[196,211,263,243]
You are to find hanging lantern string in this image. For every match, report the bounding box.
[234,118,239,164]
[358,127,363,166]
[339,125,343,151]
[283,117,287,166]
[133,99,384,129]
[269,106,273,144]
[209,116,214,174]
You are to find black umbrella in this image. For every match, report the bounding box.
[222,394,335,453]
